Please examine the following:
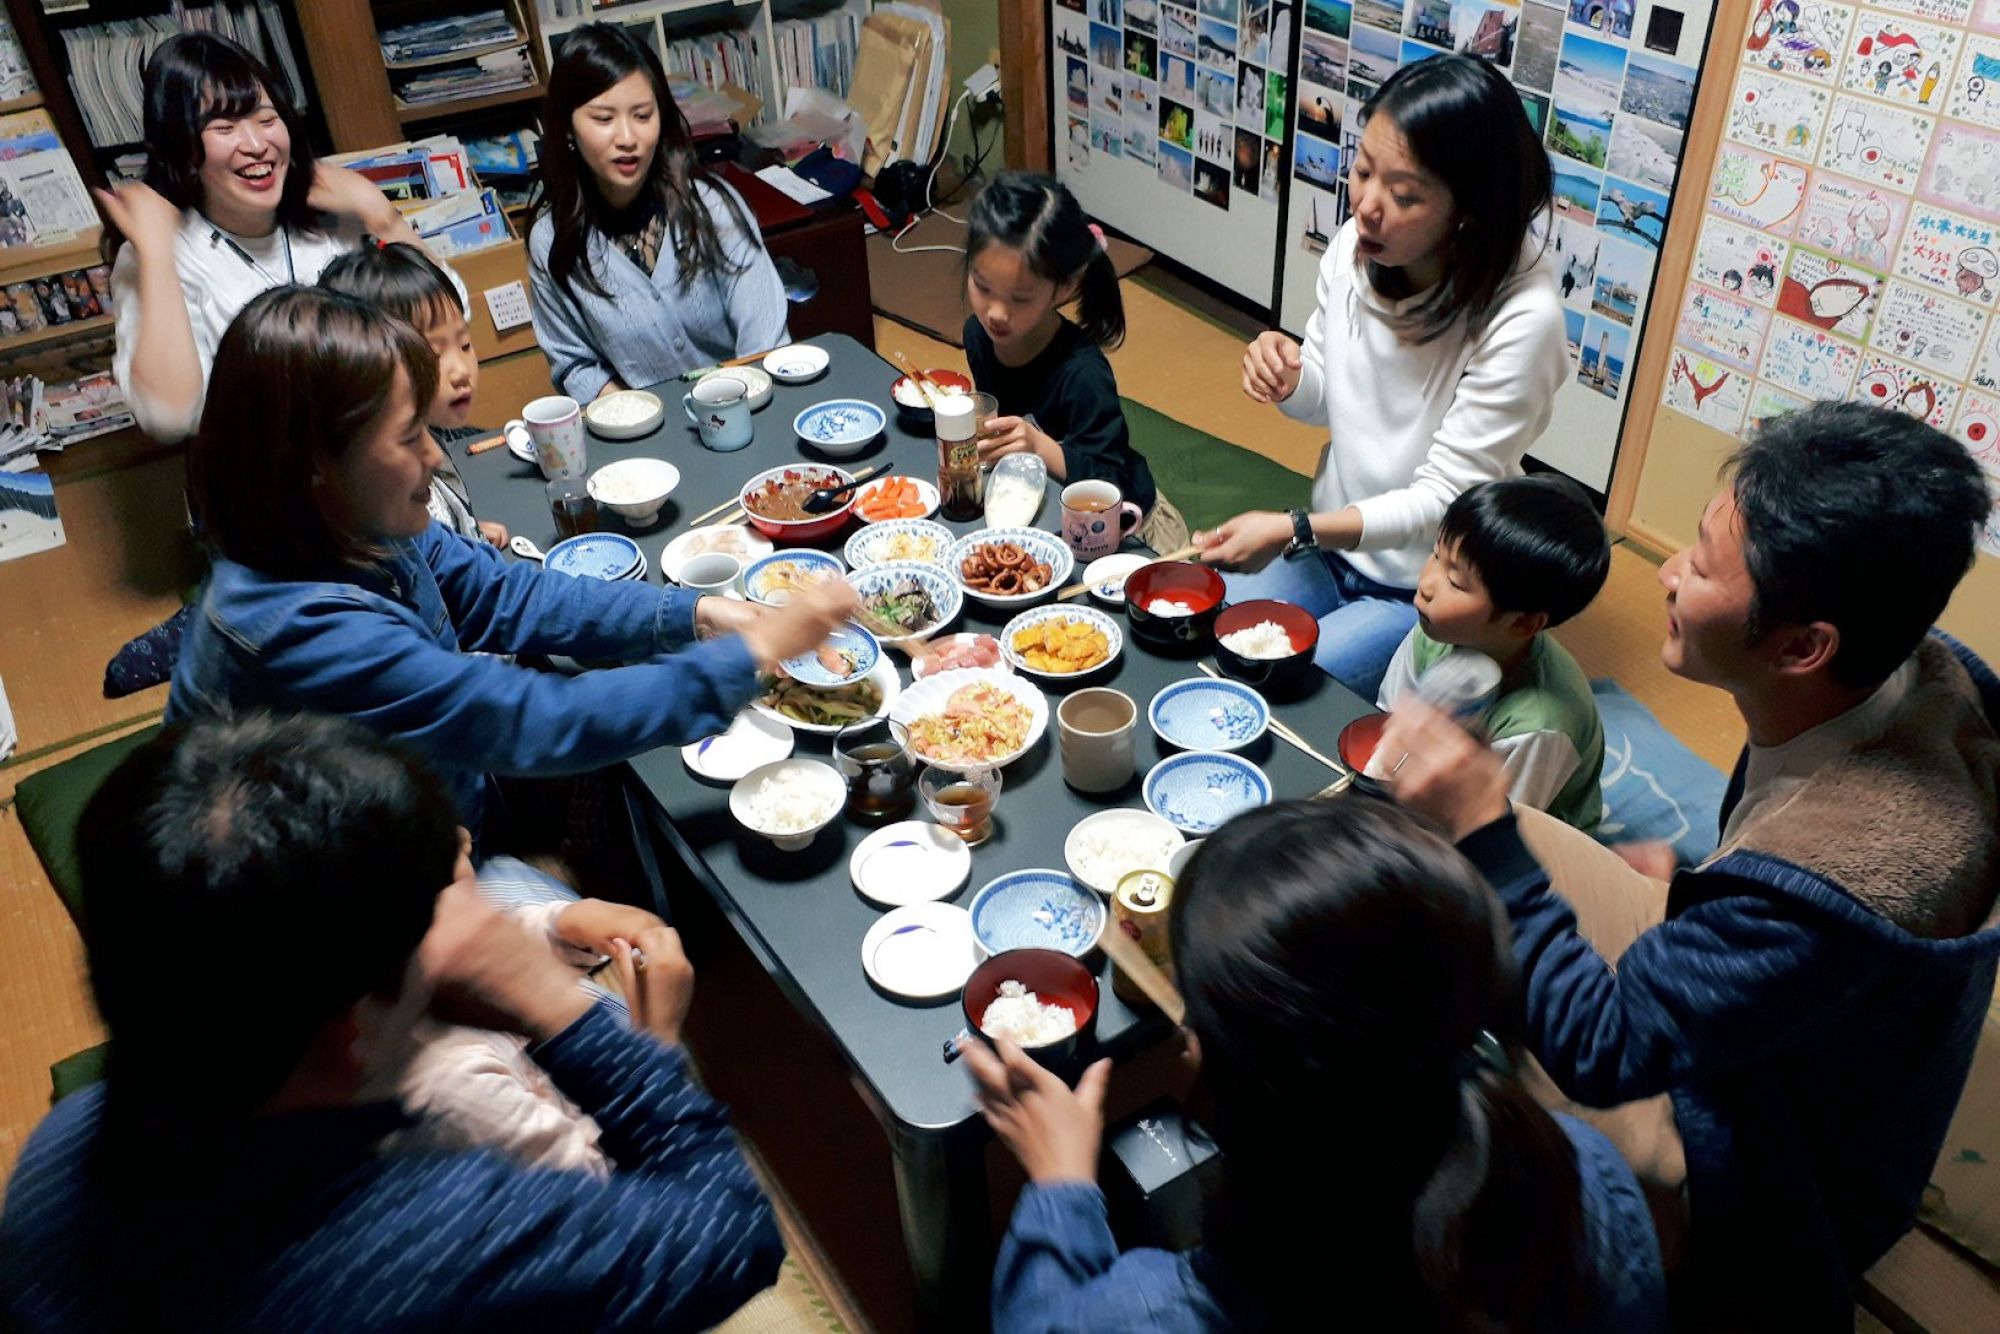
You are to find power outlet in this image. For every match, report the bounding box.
[964,62,1001,102]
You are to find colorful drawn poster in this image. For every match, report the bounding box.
[1946,34,2000,131]
[1592,236,1654,327]
[1977,0,2000,33]
[1692,214,1789,305]
[1757,315,1864,396]
[1706,143,1809,232]
[1742,0,1855,84]
[1919,120,2000,212]
[1793,173,1907,270]
[1894,201,2000,305]
[1727,68,1833,162]
[1679,282,1771,371]
[1778,246,1882,337]
[1577,314,1632,399]
[1867,280,1992,379]
[1664,346,1752,434]
[1949,388,2000,556]
[1974,317,2000,389]
[1851,351,1961,425]
[1815,94,1933,189]
[1868,0,1974,32]
[1839,13,1961,111]
[1748,378,1812,426]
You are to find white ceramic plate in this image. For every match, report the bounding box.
[852,475,942,523]
[682,710,795,781]
[660,524,772,583]
[999,604,1124,680]
[728,758,845,851]
[1082,552,1150,606]
[889,666,1049,772]
[947,527,1074,608]
[1063,809,1186,894]
[763,343,831,383]
[860,902,978,1000]
[849,821,974,907]
[584,390,666,439]
[752,658,902,735]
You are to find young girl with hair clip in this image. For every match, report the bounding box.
[528,23,786,400]
[96,32,433,443]
[167,286,853,837]
[1198,54,1568,699]
[962,171,1187,551]
[963,799,1665,1333]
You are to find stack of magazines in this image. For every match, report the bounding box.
[1,371,135,470]
[382,10,536,109]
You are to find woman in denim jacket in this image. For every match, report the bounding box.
[167,287,852,831]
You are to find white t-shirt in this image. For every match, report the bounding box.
[110,207,365,442]
[1279,219,1569,589]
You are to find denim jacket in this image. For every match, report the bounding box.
[168,522,757,827]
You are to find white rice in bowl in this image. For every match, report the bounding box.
[980,981,1078,1046]
[743,767,839,833]
[1145,598,1198,616]
[1069,820,1182,891]
[1218,620,1295,659]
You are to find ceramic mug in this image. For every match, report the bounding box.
[1057,687,1137,794]
[509,395,586,479]
[1060,479,1143,561]
[679,551,744,596]
[684,377,753,452]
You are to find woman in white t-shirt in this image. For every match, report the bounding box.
[1196,55,1568,699]
[97,33,424,443]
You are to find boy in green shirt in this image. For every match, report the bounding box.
[1378,475,1611,831]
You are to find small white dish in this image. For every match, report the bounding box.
[682,710,795,782]
[661,524,772,583]
[1063,809,1186,894]
[586,457,681,525]
[849,821,974,907]
[584,390,666,439]
[729,758,846,851]
[852,475,942,524]
[861,902,979,1000]
[505,425,537,464]
[699,364,773,410]
[763,343,831,384]
[1083,552,1150,606]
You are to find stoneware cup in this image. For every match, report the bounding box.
[1058,687,1137,794]
[510,394,586,479]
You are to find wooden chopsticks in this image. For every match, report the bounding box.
[1195,661,1346,776]
[1054,544,1205,601]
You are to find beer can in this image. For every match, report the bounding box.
[1112,869,1175,1008]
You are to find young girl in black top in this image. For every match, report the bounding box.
[961,172,1186,550]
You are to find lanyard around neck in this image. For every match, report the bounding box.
[209,226,295,286]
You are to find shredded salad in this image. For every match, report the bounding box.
[907,681,1033,765]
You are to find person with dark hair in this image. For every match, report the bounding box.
[966,799,1665,1332]
[960,170,1184,550]
[1376,474,1611,830]
[95,32,431,443]
[169,286,854,834]
[1198,54,1566,698]
[320,242,507,547]
[0,715,785,1331]
[1379,401,2000,1327]
[528,23,785,400]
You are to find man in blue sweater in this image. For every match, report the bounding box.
[0,714,784,1331]
[1380,402,2000,1328]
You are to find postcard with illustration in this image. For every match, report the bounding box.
[1706,143,1808,233]
[1757,315,1864,398]
[1815,94,1933,190]
[1663,344,1751,435]
[1867,279,1992,380]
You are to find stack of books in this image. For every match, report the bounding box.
[466,128,540,211]
[659,28,766,121]
[330,135,514,257]
[382,10,537,109]
[774,4,865,106]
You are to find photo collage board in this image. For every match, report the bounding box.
[1277,0,1717,491]
[1663,0,2000,553]
[1052,0,1295,301]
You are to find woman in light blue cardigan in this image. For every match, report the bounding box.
[527,24,786,400]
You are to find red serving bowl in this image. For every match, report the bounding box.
[1212,599,1318,692]
[739,463,856,543]
[889,369,975,430]
[1336,712,1391,798]
[961,948,1100,1068]
[1124,560,1227,649]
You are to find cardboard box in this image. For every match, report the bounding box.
[452,238,538,363]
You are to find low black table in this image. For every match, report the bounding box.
[451,333,1373,1328]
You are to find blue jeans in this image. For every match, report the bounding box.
[1223,551,1418,700]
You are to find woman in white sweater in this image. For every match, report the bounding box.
[1197,55,1568,698]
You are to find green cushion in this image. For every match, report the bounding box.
[15,724,162,928]
[1123,397,1312,535]
[50,1042,108,1101]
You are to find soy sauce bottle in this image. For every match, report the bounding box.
[936,396,981,521]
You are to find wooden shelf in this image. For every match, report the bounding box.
[395,82,544,124]
[0,228,104,286]
[0,312,114,360]
[539,0,763,38]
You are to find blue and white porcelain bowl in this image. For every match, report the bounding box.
[844,517,954,569]
[793,398,887,457]
[1143,751,1273,835]
[779,622,881,688]
[1000,604,1124,679]
[967,868,1107,959]
[742,549,847,606]
[946,527,1075,609]
[845,560,962,648]
[545,532,644,581]
[1148,677,1271,752]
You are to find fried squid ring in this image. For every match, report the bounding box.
[990,543,1027,568]
[990,569,1023,594]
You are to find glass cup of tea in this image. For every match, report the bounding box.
[547,475,598,539]
[834,717,917,824]
[919,765,1003,846]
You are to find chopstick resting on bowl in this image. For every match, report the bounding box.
[1196,662,1345,774]
[1055,544,1205,601]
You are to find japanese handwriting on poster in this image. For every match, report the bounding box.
[1707,144,1809,232]
[1868,280,1993,379]
[1728,68,1833,162]
[1869,0,1973,27]
[1748,379,1812,427]
[1894,202,2000,305]
[1947,388,2000,556]
[1946,35,2000,131]
[1851,351,1962,426]
[1678,283,1772,371]
[1664,345,1752,434]
[1919,121,2000,213]
[1794,174,1907,270]
[1758,316,1864,397]
[1778,247,1882,338]
[1973,317,2000,389]
[1839,14,1961,110]
[1815,93,1933,189]
[1743,0,1856,83]
[1692,215,1789,306]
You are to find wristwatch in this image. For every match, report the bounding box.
[1283,507,1316,559]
